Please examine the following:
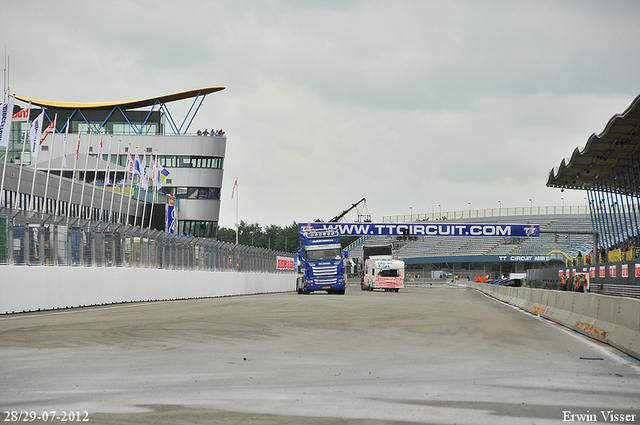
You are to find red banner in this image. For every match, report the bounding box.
[276,256,295,270]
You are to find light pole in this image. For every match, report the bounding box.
[529,198,532,215]
[438,204,441,220]
[468,202,471,218]
[410,206,412,222]
[498,200,501,216]
[561,197,564,214]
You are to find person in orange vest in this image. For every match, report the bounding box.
[560,276,567,291]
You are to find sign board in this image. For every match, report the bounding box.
[299,222,539,237]
[167,196,176,234]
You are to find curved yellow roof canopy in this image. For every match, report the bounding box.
[12,86,225,110]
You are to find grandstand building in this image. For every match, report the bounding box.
[1,87,226,237]
[362,93,640,297]
[349,213,594,278]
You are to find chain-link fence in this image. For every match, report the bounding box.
[0,207,295,273]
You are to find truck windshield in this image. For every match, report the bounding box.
[306,248,342,261]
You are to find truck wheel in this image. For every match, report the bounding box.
[361,284,365,291]
[394,288,399,292]
[369,285,373,291]
[336,289,345,295]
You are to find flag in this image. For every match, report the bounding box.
[62,118,69,167]
[0,98,13,148]
[74,131,82,161]
[231,178,238,198]
[30,111,44,159]
[98,137,104,162]
[105,148,112,185]
[133,152,142,176]
[39,117,56,145]
[158,164,170,188]
[149,157,156,189]
[11,106,29,122]
[140,154,148,190]
[127,150,134,174]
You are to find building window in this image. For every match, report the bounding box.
[160,187,220,200]
[179,220,218,238]
[157,155,223,169]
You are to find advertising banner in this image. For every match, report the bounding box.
[276,256,295,271]
[167,196,176,234]
[298,222,539,237]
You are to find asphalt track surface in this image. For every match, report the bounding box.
[1,282,639,425]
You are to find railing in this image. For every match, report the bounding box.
[383,205,590,223]
[0,207,295,273]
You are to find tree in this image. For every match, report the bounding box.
[216,221,299,253]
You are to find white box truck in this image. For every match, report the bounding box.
[361,254,405,292]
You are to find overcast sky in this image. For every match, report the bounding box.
[3,1,640,228]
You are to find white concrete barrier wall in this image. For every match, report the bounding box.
[0,266,294,314]
[469,282,640,360]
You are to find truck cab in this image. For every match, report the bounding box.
[296,228,347,295]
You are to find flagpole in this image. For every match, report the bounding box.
[28,111,44,211]
[125,145,135,225]
[109,138,121,223]
[134,150,143,227]
[0,97,15,207]
[55,118,69,216]
[43,113,57,214]
[78,132,92,219]
[16,102,31,209]
[100,135,112,222]
[147,150,158,230]
[89,135,102,221]
[118,143,131,224]
[67,130,81,218]
[140,153,150,229]
[235,177,239,244]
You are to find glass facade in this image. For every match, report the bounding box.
[179,220,218,238]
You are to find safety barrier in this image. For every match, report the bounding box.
[0,208,296,315]
[468,282,640,360]
[0,266,294,314]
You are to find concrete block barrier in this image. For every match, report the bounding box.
[468,282,640,360]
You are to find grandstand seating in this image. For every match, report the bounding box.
[348,214,595,261]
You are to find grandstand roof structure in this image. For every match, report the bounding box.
[13,87,225,110]
[11,86,226,136]
[546,93,640,196]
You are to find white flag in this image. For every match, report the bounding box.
[12,107,29,122]
[231,178,238,198]
[39,117,56,145]
[62,118,70,168]
[74,131,81,161]
[149,157,156,189]
[105,147,112,185]
[0,98,13,148]
[30,111,44,159]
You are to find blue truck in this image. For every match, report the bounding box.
[296,226,347,295]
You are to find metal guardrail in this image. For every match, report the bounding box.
[0,207,295,273]
[383,205,589,223]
